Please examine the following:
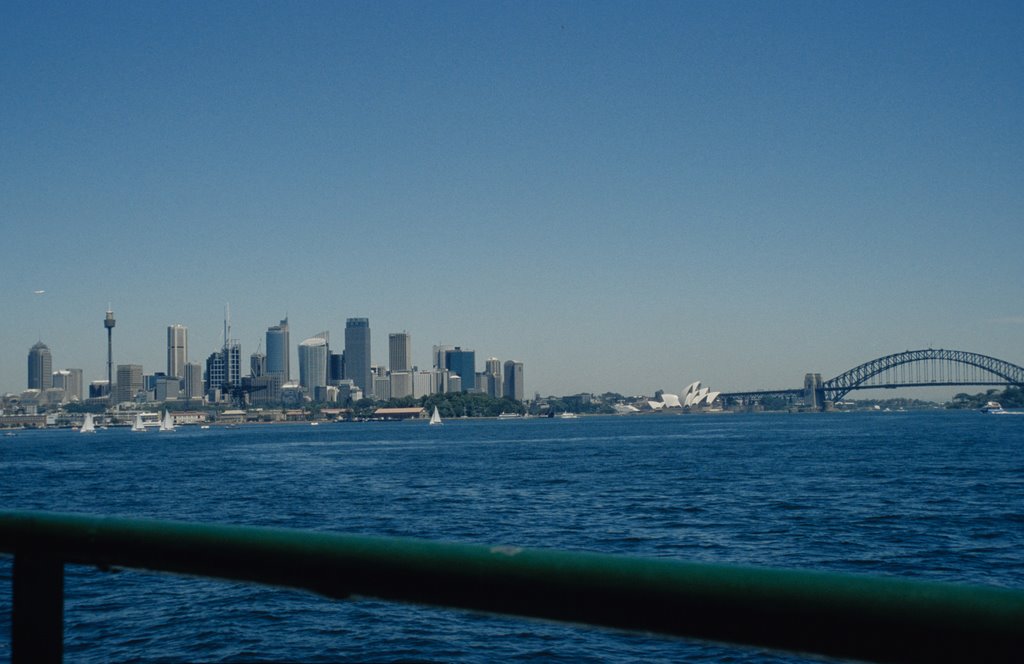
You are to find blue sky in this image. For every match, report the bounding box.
[2,1,1022,398]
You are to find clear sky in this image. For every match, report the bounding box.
[2,1,1022,398]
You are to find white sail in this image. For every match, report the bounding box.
[132,414,146,432]
[159,411,175,432]
[80,413,96,434]
[429,406,442,425]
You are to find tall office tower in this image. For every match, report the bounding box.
[167,324,188,378]
[115,364,143,404]
[503,360,524,401]
[344,318,371,396]
[104,307,116,394]
[432,345,453,370]
[28,342,53,390]
[445,347,476,392]
[52,368,83,402]
[298,334,329,393]
[266,318,290,380]
[389,332,412,372]
[485,357,502,398]
[328,351,345,385]
[224,341,242,386]
[250,352,266,377]
[205,351,226,396]
[184,362,203,400]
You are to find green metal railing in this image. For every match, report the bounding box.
[2,511,1023,663]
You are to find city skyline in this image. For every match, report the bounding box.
[2,2,1021,398]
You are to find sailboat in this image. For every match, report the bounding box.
[131,414,146,432]
[429,406,442,426]
[159,411,176,432]
[80,413,96,434]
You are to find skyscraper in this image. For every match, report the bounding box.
[344,318,371,397]
[167,324,188,378]
[115,364,143,404]
[184,362,203,400]
[250,352,266,377]
[503,360,524,401]
[299,333,329,393]
[52,368,83,402]
[266,317,290,380]
[445,347,476,392]
[27,342,53,390]
[485,357,502,398]
[389,332,412,373]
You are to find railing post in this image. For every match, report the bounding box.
[12,552,64,663]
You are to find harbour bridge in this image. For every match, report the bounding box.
[721,348,1024,409]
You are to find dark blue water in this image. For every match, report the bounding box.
[1,412,1022,662]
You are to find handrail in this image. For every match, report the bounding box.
[2,511,1023,663]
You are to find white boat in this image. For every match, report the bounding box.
[159,411,176,432]
[558,412,578,419]
[981,401,1007,414]
[497,412,521,419]
[80,413,96,434]
[131,414,146,432]
[429,406,442,426]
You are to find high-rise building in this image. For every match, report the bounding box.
[299,333,329,393]
[224,341,241,387]
[390,371,413,399]
[115,364,143,404]
[28,342,53,390]
[485,357,502,398]
[167,324,188,378]
[266,318,290,380]
[52,368,83,402]
[373,374,391,400]
[329,351,345,386]
[344,318,372,396]
[184,362,203,400]
[205,351,226,398]
[250,352,266,377]
[445,347,476,392]
[503,360,524,401]
[389,332,412,373]
[432,345,453,370]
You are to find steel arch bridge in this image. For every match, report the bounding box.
[720,349,1024,407]
[821,348,1024,402]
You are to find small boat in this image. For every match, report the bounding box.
[497,412,521,420]
[981,401,1007,414]
[310,421,319,426]
[159,411,176,432]
[429,406,442,426]
[80,413,97,434]
[558,412,578,419]
[131,414,146,432]
[200,425,211,430]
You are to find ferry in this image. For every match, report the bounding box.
[980,401,1007,414]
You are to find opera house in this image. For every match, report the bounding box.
[647,381,720,411]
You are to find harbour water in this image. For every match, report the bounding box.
[1,411,1022,662]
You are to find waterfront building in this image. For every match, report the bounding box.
[390,371,413,399]
[299,334,329,393]
[485,357,502,398]
[115,364,143,404]
[183,363,203,400]
[248,374,283,405]
[503,360,524,401]
[28,342,53,390]
[389,332,412,373]
[266,318,291,381]
[166,324,188,379]
[448,374,462,393]
[52,368,83,402]
[445,347,476,391]
[344,318,372,397]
